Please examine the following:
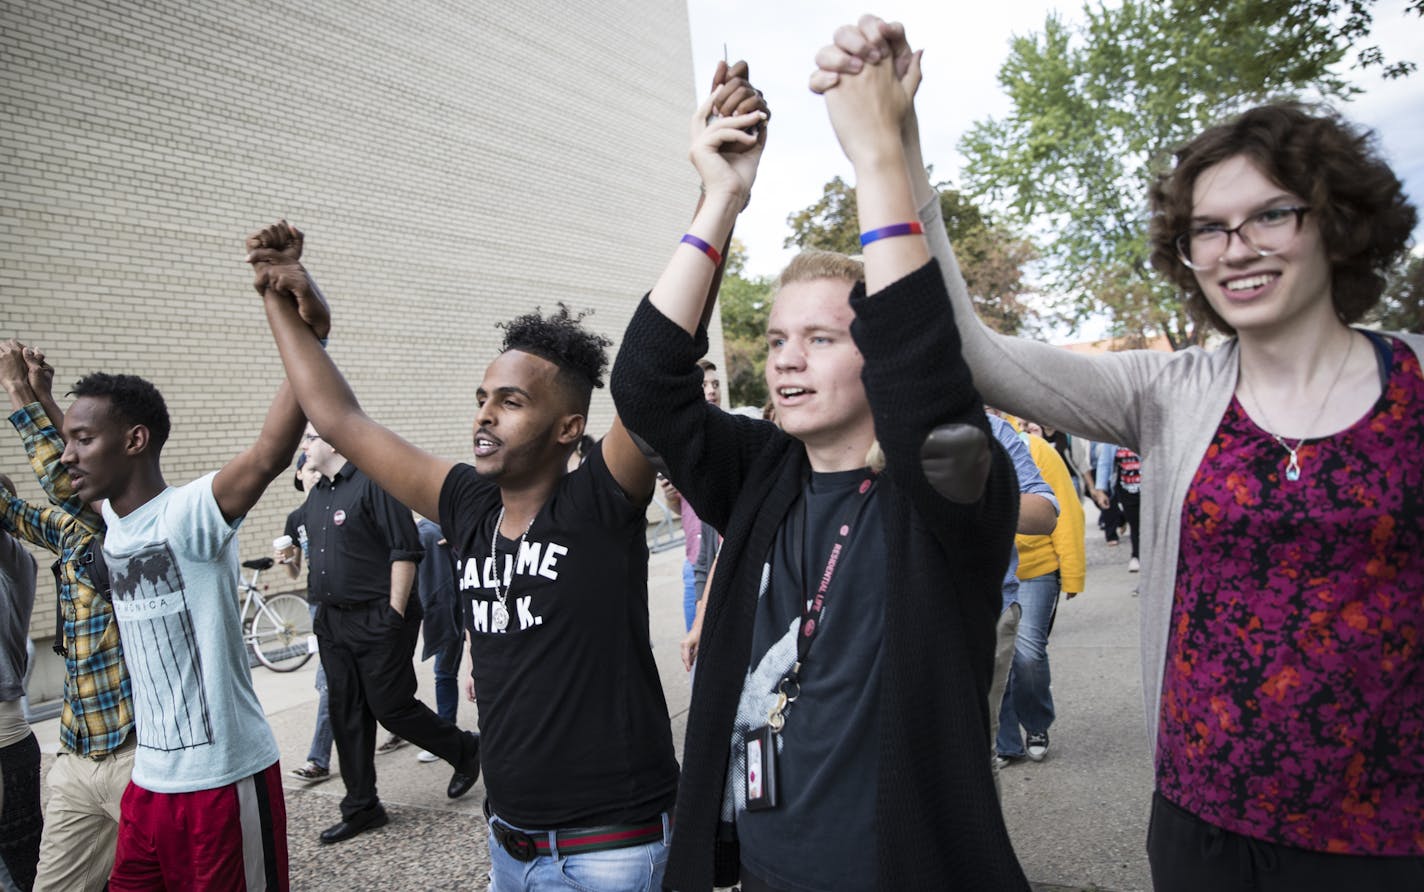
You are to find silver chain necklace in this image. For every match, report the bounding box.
[1240,333,1354,482]
[489,506,535,633]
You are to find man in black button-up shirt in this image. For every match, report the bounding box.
[302,425,481,844]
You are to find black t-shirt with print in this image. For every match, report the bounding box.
[438,444,678,828]
[735,468,886,892]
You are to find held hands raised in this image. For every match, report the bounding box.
[690,59,769,208]
[820,38,920,170]
[23,344,54,399]
[709,60,769,133]
[812,14,923,159]
[0,339,51,398]
[245,220,331,341]
[809,15,917,95]
[0,339,30,396]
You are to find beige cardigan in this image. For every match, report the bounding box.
[920,195,1424,755]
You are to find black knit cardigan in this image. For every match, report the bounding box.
[612,260,1030,891]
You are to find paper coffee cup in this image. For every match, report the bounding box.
[273,535,294,551]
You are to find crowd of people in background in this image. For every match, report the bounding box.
[0,11,1419,892]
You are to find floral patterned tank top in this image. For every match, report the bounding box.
[1157,335,1424,855]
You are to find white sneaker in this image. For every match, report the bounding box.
[416,749,439,763]
[1128,556,1140,573]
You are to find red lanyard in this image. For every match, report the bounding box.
[776,474,877,720]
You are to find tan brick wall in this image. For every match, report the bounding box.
[2,0,721,646]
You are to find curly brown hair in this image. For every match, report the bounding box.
[1148,102,1416,335]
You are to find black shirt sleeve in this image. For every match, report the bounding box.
[850,259,1018,567]
[611,296,784,531]
[363,474,423,564]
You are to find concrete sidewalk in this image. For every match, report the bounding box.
[33,511,1154,890]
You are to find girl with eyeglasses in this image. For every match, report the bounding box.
[814,16,1423,891]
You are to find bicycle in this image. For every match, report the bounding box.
[239,557,314,672]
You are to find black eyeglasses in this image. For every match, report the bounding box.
[1175,206,1310,271]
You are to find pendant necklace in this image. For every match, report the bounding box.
[490,506,534,632]
[1240,333,1354,482]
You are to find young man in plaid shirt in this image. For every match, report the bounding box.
[0,339,135,892]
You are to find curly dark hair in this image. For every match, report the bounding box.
[1148,101,1416,335]
[70,372,171,450]
[497,304,612,412]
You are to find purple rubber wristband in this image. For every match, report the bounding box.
[680,233,723,266]
[859,221,924,247]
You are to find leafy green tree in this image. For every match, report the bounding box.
[959,0,1420,348]
[784,177,862,255]
[717,239,775,407]
[783,176,1039,334]
[1369,252,1424,332]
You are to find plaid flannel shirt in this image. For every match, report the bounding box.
[3,403,132,757]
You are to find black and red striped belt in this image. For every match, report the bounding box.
[483,800,667,862]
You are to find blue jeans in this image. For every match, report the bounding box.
[432,636,463,724]
[681,561,697,632]
[996,572,1060,757]
[486,813,670,891]
[307,603,333,768]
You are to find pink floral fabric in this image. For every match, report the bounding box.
[1157,337,1424,855]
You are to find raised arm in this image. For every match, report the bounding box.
[821,35,927,292]
[25,345,65,434]
[250,221,453,521]
[3,347,100,528]
[210,378,306,523]
[814,17,1165,450]
[645,72,767,333]
[822,41,1017,559]
[1,340,64,434]
[2,340,41,417]
[604,64,770,501]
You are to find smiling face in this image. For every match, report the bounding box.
[1188,155,1334,338]
[472,350,584,483]
[765,277,874,465]
[60,395,138,503]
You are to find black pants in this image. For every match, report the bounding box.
[1147,791,1424,891]
[1099,502,1122,542]
[1116,487,1141,558]
[0,731,42,891]
[315,600,474,820]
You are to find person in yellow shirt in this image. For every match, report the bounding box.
[997,424,1086,763]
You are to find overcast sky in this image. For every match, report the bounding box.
[685,0,1424,295]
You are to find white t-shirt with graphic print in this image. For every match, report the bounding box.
[102,472,279,793]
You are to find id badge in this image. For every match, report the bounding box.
[744,724,778,811]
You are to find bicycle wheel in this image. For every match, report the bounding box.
[250,593,314,672]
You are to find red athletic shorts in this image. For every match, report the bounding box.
[109,761,288,891]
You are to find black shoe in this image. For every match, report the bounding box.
[1026,731,1050,762]
[447,732,481,799]
[319,806,389,844]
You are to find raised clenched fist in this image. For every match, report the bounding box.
[246,220,331,340]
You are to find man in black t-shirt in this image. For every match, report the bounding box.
[254,231,688,890]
